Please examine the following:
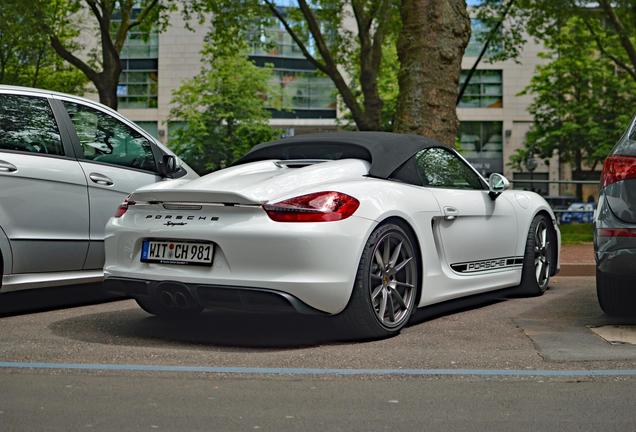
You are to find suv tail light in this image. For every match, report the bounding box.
[263,191,360,222]
[598,228,636,237]
[114,195,135,218]
[601,155,636,187]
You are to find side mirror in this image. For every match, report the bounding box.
[488,173,510,199]
[159,154,179,177]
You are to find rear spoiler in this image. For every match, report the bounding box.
[131,189,263,205]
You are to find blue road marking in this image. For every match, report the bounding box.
[0,361,635,377]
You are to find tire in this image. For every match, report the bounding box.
[517,214,555,296]
[135,296,203,319]
[597,271,635,317]
[337,223,419,339]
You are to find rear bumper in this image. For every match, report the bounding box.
[104,277,327,315]
[104,210,376,314]
[596,248,636,277]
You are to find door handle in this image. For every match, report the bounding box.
[0,160,17,172]
[443,206,459,221]
[89,172,114,186]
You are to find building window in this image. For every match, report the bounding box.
[465,19,501,58]
[134,121,159,139]
[117,59,158,109]
[248,2,337,120]
[458,121,503,176]
[120,29,158,59]
[458,70,502,108]
[116,12,158,109]
[268,69,336,112]
[251,20,307,59]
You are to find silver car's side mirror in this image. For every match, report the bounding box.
[159,154,179,177]
[488,173,510,199]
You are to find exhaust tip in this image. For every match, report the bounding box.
[174,291,190,309]
[159,290,175,307]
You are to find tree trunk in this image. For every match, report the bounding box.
[95,73,120,110]
[394,0,471,146]
[359,51,383,131]
[94,49,122,110]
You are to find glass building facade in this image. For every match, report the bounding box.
[117,17,159,109]
[458,121,504,176]
[249,7,337,120]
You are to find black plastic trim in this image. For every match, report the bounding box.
[104,277,328,315]
[48,98,81,159]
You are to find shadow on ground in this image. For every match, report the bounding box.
[47,289,512,350]
[0,284,119,317]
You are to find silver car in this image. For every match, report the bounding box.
[0,86,197,292]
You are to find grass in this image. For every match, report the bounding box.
[559,223,593,245]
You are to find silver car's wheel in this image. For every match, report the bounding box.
[369,232,417,329]
[338,222,419,339]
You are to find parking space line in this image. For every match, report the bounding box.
[0,361,635,377]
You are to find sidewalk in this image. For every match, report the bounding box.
[559,243,595,277]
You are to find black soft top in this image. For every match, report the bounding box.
[234,131,442,179]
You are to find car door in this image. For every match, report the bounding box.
[412,147,519,272]
[0,92,89,274]
[60,100,162,270]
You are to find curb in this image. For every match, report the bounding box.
[557,264,595,277]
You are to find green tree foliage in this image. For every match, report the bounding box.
[187,0,400,131]
[476,0,636,83]
[17,0,176,108]
[0,0,86,93]
[169,43,280,174]
[511,17,636,187]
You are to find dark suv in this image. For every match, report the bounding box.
[594,122,636,316]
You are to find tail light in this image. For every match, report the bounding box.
[601,155,636,187]
[598,228,636,237]
[114,195,135,218]
[263,191,360,222]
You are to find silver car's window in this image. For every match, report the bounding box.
[0,94,64,156]
[415,148,484,189]
[64,101,157,172]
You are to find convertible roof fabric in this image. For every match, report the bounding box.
[234,131,442,179]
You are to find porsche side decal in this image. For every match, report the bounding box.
[451,257,524,274]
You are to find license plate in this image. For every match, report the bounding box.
[141,240,214,266]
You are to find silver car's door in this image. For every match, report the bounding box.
[0,93,89,273]
[60,100,162,269]
[408,148,519,270]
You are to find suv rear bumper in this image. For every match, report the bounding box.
[596,248,636,277]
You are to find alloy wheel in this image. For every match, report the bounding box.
[534,220,550,289]
[369,232,417,329]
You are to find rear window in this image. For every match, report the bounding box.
[616,122,636,155]
[0,94,64,156]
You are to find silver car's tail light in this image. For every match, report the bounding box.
[263,191,359,222]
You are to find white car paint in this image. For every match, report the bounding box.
[105,157,561,315]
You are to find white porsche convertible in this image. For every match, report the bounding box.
[104,132,560,338]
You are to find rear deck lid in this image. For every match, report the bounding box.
[131,159,370,205]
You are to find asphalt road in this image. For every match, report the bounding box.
[0,276,635,431]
